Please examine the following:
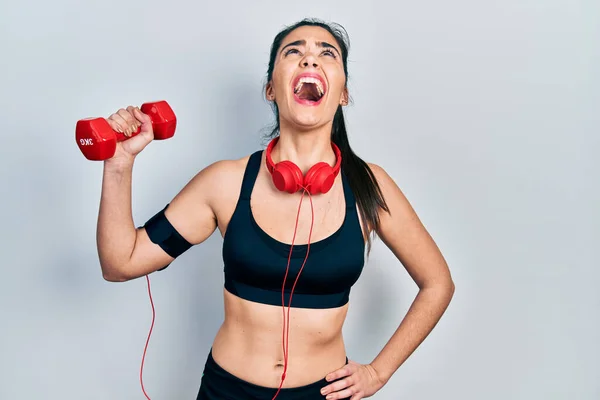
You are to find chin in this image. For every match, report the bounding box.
[285,111,326,131]
[294,110,322,125]
[282,100,331,130]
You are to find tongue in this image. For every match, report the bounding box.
[297,83,320,102]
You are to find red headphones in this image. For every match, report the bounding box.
[265,136,342,195]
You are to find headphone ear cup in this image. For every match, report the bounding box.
[272,160,304,193]
[304,162,335,194]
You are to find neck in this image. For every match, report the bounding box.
[273,122,336,173]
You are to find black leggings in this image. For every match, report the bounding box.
[196,350,350,400]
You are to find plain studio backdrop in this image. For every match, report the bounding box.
[0,0,598,399]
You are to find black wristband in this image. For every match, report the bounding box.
[144,204,193,261]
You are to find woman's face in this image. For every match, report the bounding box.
[267,25,348,132]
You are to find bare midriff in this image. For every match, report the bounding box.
[210,288,349,388]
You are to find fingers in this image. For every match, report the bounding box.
[121,107,142,136]
[106,112,126,134]
[321,361,383,400]
[107,107,143,137]
[321,376,352,397]
[325,365,353,383]
[107,109,135,136]
[321,365,354,398]
[131,106,154,141]
[324,385,361,400]
[131,106,151,125]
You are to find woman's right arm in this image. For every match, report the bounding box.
[96,105,218,282]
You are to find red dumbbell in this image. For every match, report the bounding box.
[75,100,177,161]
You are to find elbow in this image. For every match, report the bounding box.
[448,279,456,300]
[443,277,456,303]
[102,270,129,283]
[422,277,455,301]
[447,277,456,294]
[103,273,129,283]
[440,276,455,296]
[100,263,131,282]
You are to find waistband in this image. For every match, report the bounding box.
[198,349,349,400]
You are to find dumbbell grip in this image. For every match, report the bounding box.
[76,100,177,161]
[108,101,177,141]
[115,125,143,142]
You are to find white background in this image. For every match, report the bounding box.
[1,0,598,399]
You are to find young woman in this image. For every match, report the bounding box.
[97,18,455,400]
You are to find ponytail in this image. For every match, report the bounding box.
[331,106,389,254]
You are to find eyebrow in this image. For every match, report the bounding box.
[280,39,341,56]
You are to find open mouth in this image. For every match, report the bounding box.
[293,75,326,105]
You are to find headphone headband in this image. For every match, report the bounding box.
[265,136,342,194]
[265,136,342,176]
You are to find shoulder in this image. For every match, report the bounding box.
[183,150,266,208]
[163,152,257,243]
[366,162,399,201]
[197,154,252,180]
[168,151,258,209]
[366,162,392,185]
[182,153,255,194]
[364,161,415,222]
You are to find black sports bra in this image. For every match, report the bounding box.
[222,150,366,309]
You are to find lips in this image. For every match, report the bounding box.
[292,73,327,105]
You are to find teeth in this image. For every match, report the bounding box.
[294,77,324,96]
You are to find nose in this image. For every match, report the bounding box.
[300,53,319,68]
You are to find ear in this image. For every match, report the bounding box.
[340,87,349,106]
[266,81,275,101]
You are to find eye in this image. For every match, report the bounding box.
[285,48,300,56]
[321,49,337,58]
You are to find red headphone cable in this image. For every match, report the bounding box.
[140,274,156,400]
[272,187,315,400]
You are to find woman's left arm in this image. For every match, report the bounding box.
[367,162,455,382]
[321,163,455,399]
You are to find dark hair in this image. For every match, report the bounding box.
[263,18,389,253]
